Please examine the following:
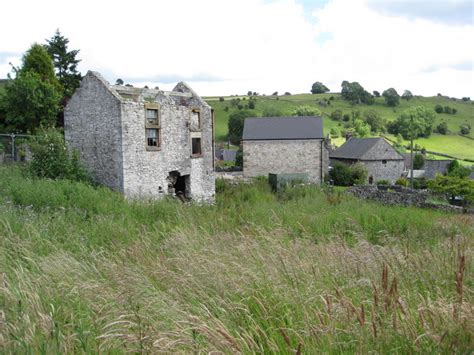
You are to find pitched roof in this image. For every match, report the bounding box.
[330,137,404,160]
[242,116,324,141]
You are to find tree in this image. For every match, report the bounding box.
[311,81,329,94]
[373,90,380,97]
[402,90,413,100]
[115,78,124,85]
[363,110,385,132]
[228,110,252,145]
[341,81,373,105]
[382,88,400,107]
[329,162,367,186]
[330,127,340,138]
[45,30,82,98]
[392,106,435,187]
[460,123,471,135]
[330,109,343,121]
[291,105,321,116]
[1,43,62,133]
[428,175,474,206]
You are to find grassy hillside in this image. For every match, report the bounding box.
[0,165,472,353]
[206,93,474,160]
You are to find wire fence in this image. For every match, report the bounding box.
[0,133,34,163]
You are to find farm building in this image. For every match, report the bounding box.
[64,71,215,202]
[330,137,404,183]
[241,116,329,183]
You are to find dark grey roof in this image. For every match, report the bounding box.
[330,137,404,160]
[242,116,324,140]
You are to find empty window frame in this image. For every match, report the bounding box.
[190,108,201,130]
[145,104,160,150]
[192,137,202,157]
[382,159,387,165]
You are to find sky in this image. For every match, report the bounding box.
[0,0,473,98]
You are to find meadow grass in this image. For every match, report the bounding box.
[0,165,472,353]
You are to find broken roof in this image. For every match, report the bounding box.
[330,137,404,161]
[242,116,324,141]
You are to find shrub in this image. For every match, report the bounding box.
[434,104,443,113]
[412,177,428,189]
[284,92,291,96]
[462,97,470,101]
[330,127,340,138]
[413,154,425,169]
[329,162,367,186]
[330,110,343,121]
[395,177,409,187]
[460,123,471,135]
[29,127,91,182]
[219,97,224,102]
[443,106,453,114]
[435,121,448,135]
[235,147,243,168]
[376,179,390,185]
[291,105,320,117]
[0,142,4,154]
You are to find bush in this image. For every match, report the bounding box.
[291,105,321,117]
[330,110,343,121]
[460,123,471,135]
[412,177,428,190]
[284,92,291,96]
[219,97,224,102]
[29,127,91,182]
[462,97,470,101]
[395,177,409,187]
[376,179,390,185]
[435,121,448,135]
[330,127,340,138]
[443,106,453,114]
[235,147,243,168]
[413,154,425,169]
[434,104,443,113]
[329,162,367,186]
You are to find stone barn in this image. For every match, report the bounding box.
[64,71,215,202]
[242,116,328,183]
[330,137,404,184]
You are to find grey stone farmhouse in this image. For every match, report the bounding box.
[242,116,328,183]
[64,71,215,202]
[330,137,404,183]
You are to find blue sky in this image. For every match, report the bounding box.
[0,0,472,97]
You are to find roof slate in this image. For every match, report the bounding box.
[242,116,324,140]
[330,137,404,161]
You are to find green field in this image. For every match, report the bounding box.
[0,165,472,353]
[206,93,474,160]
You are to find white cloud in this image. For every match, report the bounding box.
[0,0,472,97]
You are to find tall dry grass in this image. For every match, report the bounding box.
[0,166,472,352]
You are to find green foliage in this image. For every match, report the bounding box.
[382,88,400,107]
[248,98,256,109]
[413,154,425,169]
[115,78,123,85]
[291,105,321,116]
[311,81,329,94]
[0,141,4,153]
[412,177,428,189]
[363,110,385,132]
[402,90,413,100]
[435,121,448,135]
[235,146,243,167]
[434,104,443,113]
[447,160,471,179]
[428,174,474,205]
[341,81,373,105]
[330,109,343,121]
[376,179,390,185]
[459,123,471,135]
[329,162,367,186]
[219,96,224,102]
[262,106,283,117]
[390,106,435,140]
[227,110,252,145]
[330,127,340,138]
[373,90,380,97]
[18,43,60,89]
[395,177,409,187]
[1,72,61,133]
[45,29,82,98]
[29,127,90,182]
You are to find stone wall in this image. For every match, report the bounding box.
[64,72,124,191]
[362,160,405,183]
[243,139,327,184]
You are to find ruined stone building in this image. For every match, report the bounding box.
[330,137,404,183]
[241,116,328,183]
[64,71,215,202]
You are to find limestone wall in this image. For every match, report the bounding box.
[362,160,405,183]
[243,139,327,183]
[64,73,124,191]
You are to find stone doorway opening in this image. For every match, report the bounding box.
[167,171,190,201]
